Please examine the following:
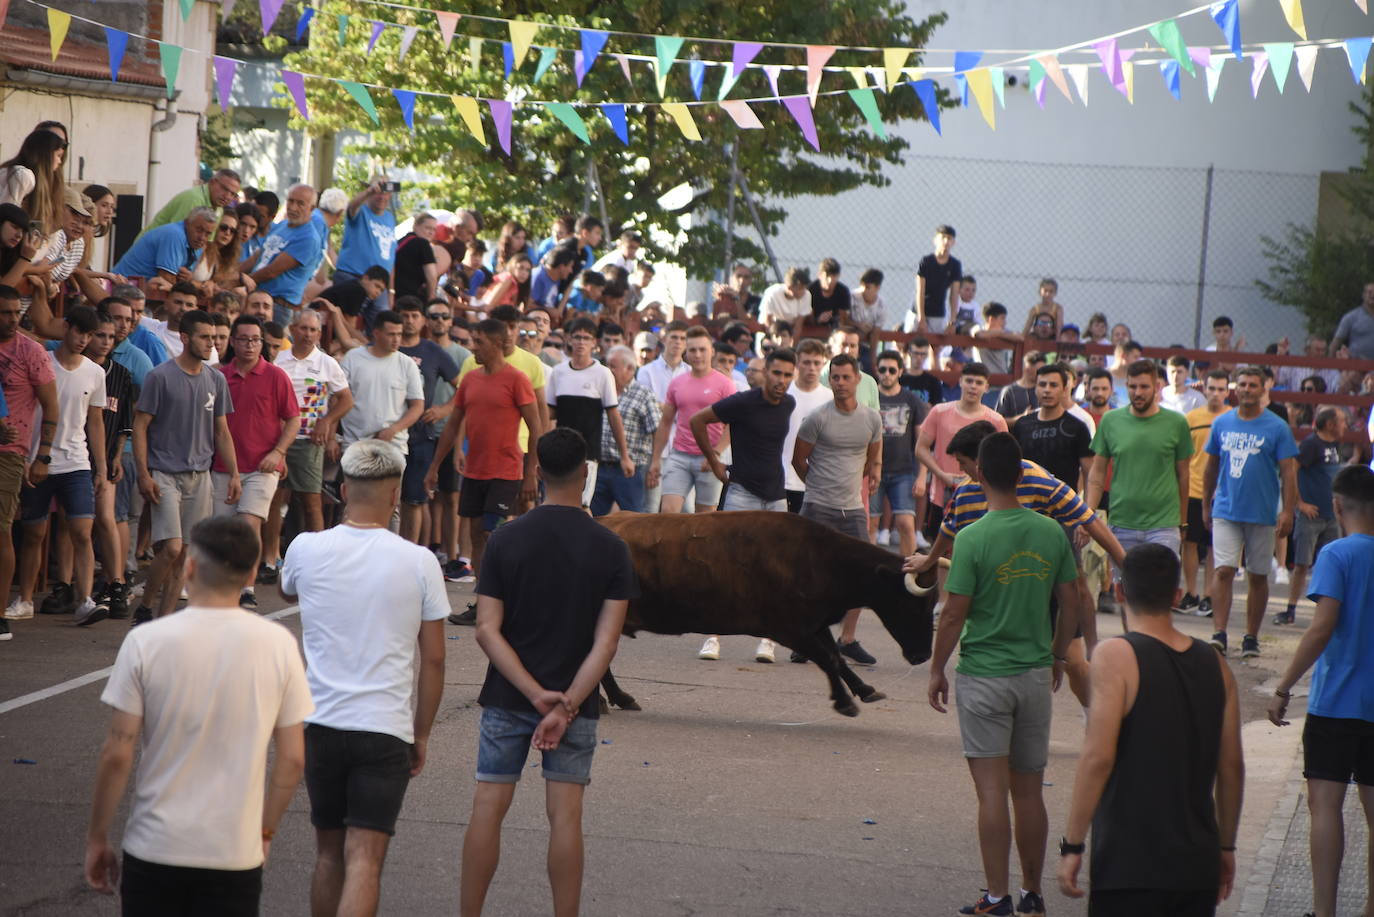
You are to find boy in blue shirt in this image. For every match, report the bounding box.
[1269,465,1374,917]
[565,270,605,318]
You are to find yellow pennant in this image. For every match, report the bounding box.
[508,21,539,69]
[1123,61,1135,103]
[1279,0,1306,40]
[967,68,996,129]
[48,8,71,61]
[846,66,868,89]
[659,102,701,141]
[450,95,485,145]
[883,48,909,93]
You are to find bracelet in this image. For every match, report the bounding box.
[1220,845,1236,852]
[261,826,276,841]
[1274,689,1292,699]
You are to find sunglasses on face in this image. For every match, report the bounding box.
[877,367,900,375]
[427,312,451,320]
[518,330,538,338]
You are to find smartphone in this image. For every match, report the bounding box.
[28,220,44,234]
[380,181,401,193]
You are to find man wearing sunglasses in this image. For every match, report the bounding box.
[139,169,242,239]
[871,350,930,557]
[423,303,472,579]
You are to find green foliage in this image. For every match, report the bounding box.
[271,0,947,278]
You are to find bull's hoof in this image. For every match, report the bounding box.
[834,700,860,717]
[858,689,887,703]
[612,695,642,711]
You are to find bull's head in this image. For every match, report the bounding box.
[871,559,941,666]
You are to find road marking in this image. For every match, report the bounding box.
[0,606,300,716]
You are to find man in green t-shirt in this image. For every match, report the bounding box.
[928,432,1079,917]
[137,169,243,240]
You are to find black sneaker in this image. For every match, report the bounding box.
[131,605,153,627]
[1210,631,1227,655]
[789,650,809,663]
[1016,890,1046,917]
[256,562,279,585]
[240,590,258,609]
[447,603,477,626]
[1096,592,1117,615]
[1273,609,1295,626]
[958,892,1013,916]
[38,582,76,615]
[1173,593,1199,614]
[1196,596,1214,617]
[105,582,129,620]
[1241,634,1260,658]
[444,559,475,583]
[0,619,10,641]
[838,640,877,665]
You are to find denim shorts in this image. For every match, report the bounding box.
[660,449,723,504]
[20,469,95,522]
[476,705,598,785]
[868,472,916,516]
[115,452,137,522]
[1109,525,1181,581]
[721,484,786,512]
[402,438,436,505]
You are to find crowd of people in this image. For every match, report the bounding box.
[3,123,1374,916]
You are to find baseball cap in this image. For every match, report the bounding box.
[63,187,92,217]
[634,331,659,351]
[1061,323,1080,335]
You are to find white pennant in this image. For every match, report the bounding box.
[1206,58,1226,101]
[1066,63,1090,104]
[398,25,420,62]
[1250,52,1269,97]
[763,64,781,97]
[221,0,239,17]
[1294,44,1319,91]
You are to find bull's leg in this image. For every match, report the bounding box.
[811,628,887,704]
[600,668,641,712]
[789,630,861,717]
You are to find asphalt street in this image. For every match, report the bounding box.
[0,577,1322,916]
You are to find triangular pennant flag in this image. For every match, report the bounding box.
[293,8,314,43]
[782,96,821,151]
[1251,51,1270,97]
[259,0,285,36]
[469,37,482,75]
[1358,0,1369,12]
[600,103,629,144]
[846,67,868,89]
[573,50,586,86]
[763,64,782,97]
[689,60,705,99]
[450,95,485,145]
[659,102,701,141]
[337,14,348,47]
[1161,60,1181,100]
[281,69,308,119]
[508,21,538,69]
[47,9,71,61]
[488,99,513,155]
[1094,38,1123,86]
[967,69,996,128]
[213,56,238,111]
[1278,0,1306,39]
[392,90,416,129]
[399,25,420,62]
[989,67,1006,107]
[180,0,195,18]
[1263,42,1294,92]
[1346,37,1372,83]
[434,12,460,50]
[846,87,887,139]
[807,46,836,106]
[953,50,982,73]
[1038,54,1072,100]
[1189,47,1213,71]
[341,81,379,124]
[955,73,968,106]
[733,42,764,77]
[717,64,742,100]
[614,53,632,83]
[911,79,940,134]
[222,0,240,20]
[159,43,182,98]
[1028,59,1047,93]
[105,28,128,82]
[1210,0,1242,59]
[1034,77,1048,108]
[1067,64,1089,104]
[367,21,385,55]
[1124,61,1135,103]
[502,42,513,78]
[1148,19,1196,76]
[719,100,764,129]
[654,36,685,96]
[884,49,910,91]
[580,30,609,80]
[545,102,590,144]
[534,46,557,83]
[1206,58,1226,101]
[1294,44,1319,91]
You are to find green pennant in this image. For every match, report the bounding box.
[337,14,348,47]
[1028,58,1046,90]
[179,0,194,19]
[469,37,482,75]
[545,102,590,143]
[340,80,379,123]
[1147,18,1195,76]
[158,43,182,99]
[717,63,741,100]
[534,46,558,83]
[654,35,684,97]
[846,87,886,140]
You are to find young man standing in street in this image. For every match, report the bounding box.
[1178,370,1231,616]
[395,297,461,544]
[460,428,635,917]
[546,317,632,508]
[647,326,736,515]
[870,349,929,556]
[916,361,1008,537]
[87,311,137,621]
[782,339,835,514]
[1278,408,1347,626]
[339,310,424,461]
[1058,544,1243,916]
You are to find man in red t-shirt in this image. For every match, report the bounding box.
[426,318,541,578]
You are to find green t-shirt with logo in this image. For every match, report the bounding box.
[945,507,1078,677]
[1090,407,1193,530]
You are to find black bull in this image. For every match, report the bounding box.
[595,511,938,717]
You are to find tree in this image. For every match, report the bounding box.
[1258,83,1374,337]
[271,0,947,278]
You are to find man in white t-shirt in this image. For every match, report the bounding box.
[140,282,200,360]
[635,320,689,401]
[758,267,812,336]
[547,318,632,507]
[281,439,447,917]
[782,339,836,513]
[1161,355,1205,414]
[339,309,423,454]
[85,515,311,912]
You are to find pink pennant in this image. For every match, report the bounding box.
[1188,46,1212,71]
[399,25,420,61]
[719,99,763,129]
[487,99,512,155]
[732,41,764,77]
[613,52,632,83]
[213,56,239,113]
[1094,38,1122,86]
[763,64,781,97]
[806,45,836,105]
[782,96,820,151]
[281,69,308,119]
[434,11,460,50]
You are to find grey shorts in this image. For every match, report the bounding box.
[661,449,723,504]
[721,484,786,512]
[799,501,869,541]
[955,668,1053,773]
[1212,518,1276,576]
[1293,514,1340,568]
[149,469,212,544]
[1109,525,1181,581]
[283,439,324,494]
[212,470,280,520]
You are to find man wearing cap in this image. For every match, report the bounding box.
[138,169,241,239]
[20,189,99,337]
[634,331,659,368]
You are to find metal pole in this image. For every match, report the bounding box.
[722,139,739,280]
[1192,164,1215,349]
[590,159,610,234]
[582,160,594,217]
[736,173,782,284]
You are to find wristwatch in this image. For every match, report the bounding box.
[1060,837,1086,856]
[35,455,51,465]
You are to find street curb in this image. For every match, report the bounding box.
[1236,715,1305,917]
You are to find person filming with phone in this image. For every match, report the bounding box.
[334,173,397,317]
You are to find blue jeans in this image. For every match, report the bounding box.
[590,461,646,515]
[476,706,597,785]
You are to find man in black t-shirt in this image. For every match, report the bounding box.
[899,336,944,406]
[395,297,460,544]
[871,350,929,556]
[1013,363,1094,492]
[393,213,439,302]
[909,224,961,333]
[463,428,636,917]
[807,258,851,328]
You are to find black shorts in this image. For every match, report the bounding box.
[436,449,460,494]
[121,852,262,917]
[1186,498,1213,548]
[1088,888,1215,917]
[304,724,413,836]
[458,477,520,519]
[401,439,435,506]
[785,489,804,514]
[1303,713,1374,785]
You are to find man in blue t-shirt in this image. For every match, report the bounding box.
[335,178,397,314]
[248,184,324,327]
[112,209,216,289]
[1269,465,1374,917]
[1202,366,1298,658]
[1278,407,1348,625]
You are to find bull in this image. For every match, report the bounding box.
[595,511,938,717]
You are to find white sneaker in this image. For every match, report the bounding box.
[4,599,33,620]
[74,597,108,627]
[1274,562,1290,585]
[754,638,775,663]
[915,530,932,550]
[698,636,721,660]
[876,529,891,546]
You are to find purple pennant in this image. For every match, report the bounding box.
[574,50,586,86]
[782,96,820,152]
[104,28,128,82]
[600,103,628,144]
[732,41,763,77]
[213,56,239,112]
[259,0,285,35]
[367,21,385,54]
[1094,38,1123,85]
[392,89,416,129]
[281,69,309,120]
[488,99,513,155]
[293,7,314,43]
[910,78,940,134]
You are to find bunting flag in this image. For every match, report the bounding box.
[654,36,684,96]
[47,8,70,60]
[572,49,586,85]
[847,87,887,139]
[341,80,379,123]
[1206,57,1226,100]
[399,25,421,62]
[1066,63,1089,103]
[580,29,609,80]
[104,28,128,82]
[1034,77,1048,107]
[488,99,513,154]
[281,69,308,119]
[434,12,460,50]
[953,50,982,73]
[1294,44,1319,90]
[450,95,485,144]
[337,14,348,46]
[806,46,836,106]
[213,56,238,111]
[293,8,314,42]
[159,43,182,98]
[911,78,940,134]
[544,102,589,143]
[967,68,996,128]
[1346,37,1372,83]
[502,42,513,78]
[955,73,968,106]
[989,67,1006,107]
[763,64,782,97]
[468,36,482,74]
[1038,54,1072,100]
[1279,0,1306,40]
[689,59,705,99]
[1028,58,1046,94]
[845,67,867,90]
[1264,42,1295,91]
[717,63,741,100]
[600,103,629,143]
[1210,0,1242,59]
[534,46,557,82]
[1148,18,1196,76]
[1161,60,1181,99]
[179,0,195,19]
[1189,46,1213,71]
[260,0,285,36]
[614,53,633,83]
[508,21,539,69]
[782,96,821,151]
[367,21,385,55]
[1123,60,1135,102]
[884,48,911,91]
[222,0,240,20]
[719,99,764,129]
[659,102,701,141]
[1251,51,1270,96]
[1094,38,1123,86]
[1358,0,1369,12]
[733,42,764,77]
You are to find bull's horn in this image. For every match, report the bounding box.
[904,572,935,596]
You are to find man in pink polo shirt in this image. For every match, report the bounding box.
[213,314,300,608]
[915,362,1007,537]
[647,325,736,514]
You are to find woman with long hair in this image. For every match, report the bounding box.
[484,220,529,272]
[480,251,532,311]
[194,210,254,297]
[71,185,127,302]
[0,129,66,235]
[0,203,44,290]
[234,202,261,260]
